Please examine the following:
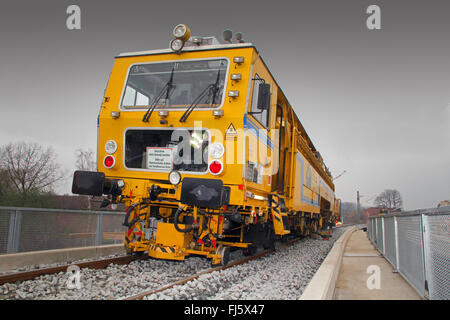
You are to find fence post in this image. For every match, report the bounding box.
[95,212,104,246]
[420,213,429,298]
[6,209,22,253]
[394,215,399,272]
[382,216,386,255]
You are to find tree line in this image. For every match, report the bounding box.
[0,141,95,208]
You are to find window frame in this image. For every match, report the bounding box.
[118,57,230,112]
[122,127,211,175]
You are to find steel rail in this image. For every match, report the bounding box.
[0,255,145,286]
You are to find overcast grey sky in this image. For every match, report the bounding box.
[0,0,449,210]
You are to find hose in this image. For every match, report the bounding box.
[123,204,137,227]
[173,207,195,233]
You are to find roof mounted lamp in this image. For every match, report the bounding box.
[234,32,244,43]
[223,29,232,43]
[170,24,191,53]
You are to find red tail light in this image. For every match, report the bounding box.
[209,160,223,175]
[103,155,116,169]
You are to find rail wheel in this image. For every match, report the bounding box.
[126,247,144,257]
[212,245,230,266]
[221,246,230,266]
[243,245,257,256]
[262,226,275,250]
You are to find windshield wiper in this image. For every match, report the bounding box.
[179,70,221,123]
[142,67,175,122]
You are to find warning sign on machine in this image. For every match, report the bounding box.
[146,147,173,171]
[225,123,238,140]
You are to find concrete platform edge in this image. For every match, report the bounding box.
[299,226,357,300]
[0,244,126,272]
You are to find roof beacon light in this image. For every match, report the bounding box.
[172,24,191,42]
[234,32,244,43]
[223,30,233,43]
[170,38,184,53]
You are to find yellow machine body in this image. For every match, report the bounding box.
[76,33,341,265]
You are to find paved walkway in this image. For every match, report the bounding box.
[333,229,422,300]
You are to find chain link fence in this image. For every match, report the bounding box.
[0,206,126,254]
[367,207,449,300]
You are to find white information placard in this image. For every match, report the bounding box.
[146,147,173,171]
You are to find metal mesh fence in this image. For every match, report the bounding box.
[396,215,425,296]
[423,213,450,300]
[0,206,126,254]
[0,210,11,253]
[368,207,449,299]
[102,213,127,245]
[19,210,98,252]
[383,216,397,269]
[376,217,384,254]
[371,217,376,243]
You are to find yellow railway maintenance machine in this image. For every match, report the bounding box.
[72,25,341,266]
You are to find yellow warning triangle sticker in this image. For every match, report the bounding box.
[226,123,237,135]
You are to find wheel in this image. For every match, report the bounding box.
[243,245,257,256]
[134,251,144,257]
[220,246,230,266]
[263,226,275,250]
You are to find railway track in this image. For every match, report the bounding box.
[124,237,302,300]
[0,255,145,286]
[0,230,341,300]
[124,248,276,300]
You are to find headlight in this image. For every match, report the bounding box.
[209,142,225,159]
[169,170,181,185]
[172,24,190,41]
[116,179,125,189]
[170,38,184,53]
[105,140,117,154]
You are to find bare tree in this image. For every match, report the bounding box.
[0,169,13,196]
[75,148,96,171]
[0,141,66,194]
[374,189,403,210]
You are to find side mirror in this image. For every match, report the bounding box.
[257,83,271,110]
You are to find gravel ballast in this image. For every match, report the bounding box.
[0,227,348,300]
[145,227,348,300]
